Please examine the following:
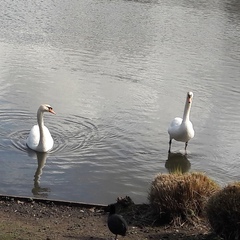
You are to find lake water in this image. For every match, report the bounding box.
[0,0,240,204]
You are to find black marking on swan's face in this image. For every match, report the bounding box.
[42,104,55,114]
[47,106,53,111]
[187,92,193,103]
[47,106,55,114]
[188,92,193,98]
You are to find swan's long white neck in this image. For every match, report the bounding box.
[37,109,45,148]
[182,97,192,123]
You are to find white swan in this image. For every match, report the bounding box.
[26,104,55,152]
[168,92,194,153]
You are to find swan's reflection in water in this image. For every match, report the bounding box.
[165,152,191,174]
[31,152,50,198]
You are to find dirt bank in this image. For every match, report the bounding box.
[0,195,221,240]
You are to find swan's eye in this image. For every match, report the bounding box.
[48,107,52,111]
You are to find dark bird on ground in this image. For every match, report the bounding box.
[107,204,128,240]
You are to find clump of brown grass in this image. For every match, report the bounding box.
[206,182,240,240]
[148,172,220,225]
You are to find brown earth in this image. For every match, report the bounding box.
[0,195,222,240]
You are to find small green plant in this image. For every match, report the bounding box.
[206,182,240,239]
[148,172,220,225]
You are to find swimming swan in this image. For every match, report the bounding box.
[26,104,55,152]
[168,92,194,153]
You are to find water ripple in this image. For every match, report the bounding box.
[0,110,99,156]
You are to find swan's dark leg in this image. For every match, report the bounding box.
[115,234,118,240]
[185,141,188,154]
[168,139,172,153]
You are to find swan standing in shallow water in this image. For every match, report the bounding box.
[168,92,194,153]
[27,104,55,152]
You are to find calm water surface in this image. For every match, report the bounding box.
[0,0,240,204]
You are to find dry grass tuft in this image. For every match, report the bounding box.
[148,172,220,226]
[206,182,240,240]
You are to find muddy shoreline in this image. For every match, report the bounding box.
[0,194,222,240]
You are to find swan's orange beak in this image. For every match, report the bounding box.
[49,109,56,114]
[188,97,192,103]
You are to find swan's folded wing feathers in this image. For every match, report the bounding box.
[26,125,40,149]
[169,117,182,127]
[43,126,54,149]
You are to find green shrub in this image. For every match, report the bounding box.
[206,183,240,239]
[149,172,220,225]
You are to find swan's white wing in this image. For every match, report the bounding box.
[169,117,182,128]
[27,125,54,152]
[168,117,184,141]
[42,126,54,151]
[168,118,194,142]
[186,121,195,139]
[26,125,40,150]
